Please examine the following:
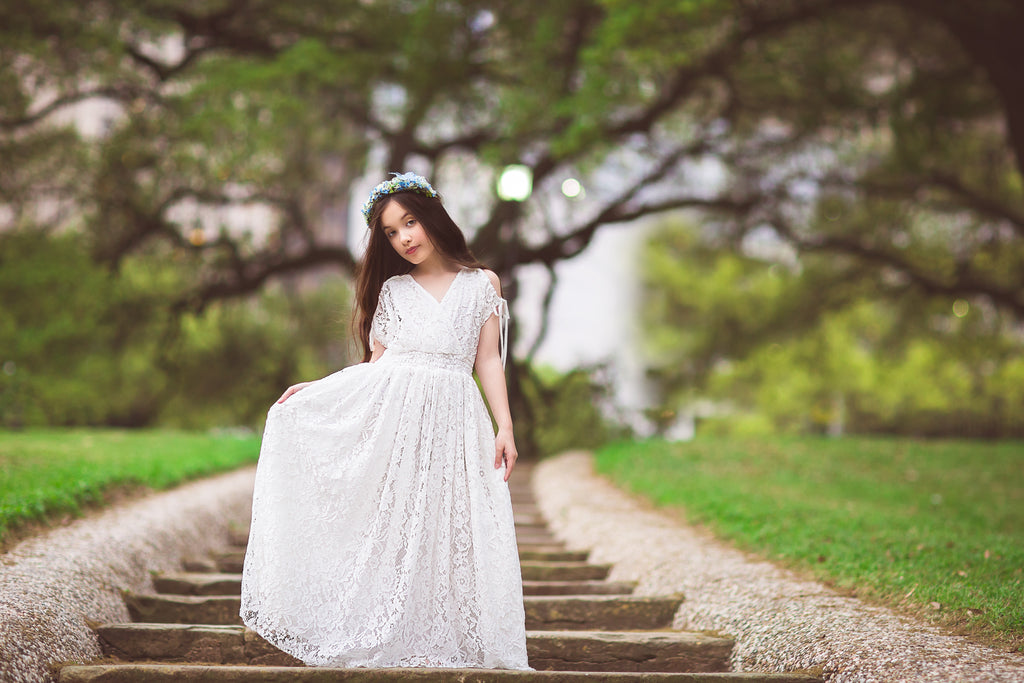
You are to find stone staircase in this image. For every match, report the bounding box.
[57,464,821,682]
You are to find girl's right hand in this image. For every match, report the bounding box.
[276,381,313,404]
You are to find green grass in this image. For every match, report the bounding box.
[0,428,260,544]
[595,436,1024,651]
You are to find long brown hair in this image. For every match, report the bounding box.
[354,190,486,361]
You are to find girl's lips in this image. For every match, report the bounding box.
[406,246,418,255]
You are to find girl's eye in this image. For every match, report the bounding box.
[406,219,416,227]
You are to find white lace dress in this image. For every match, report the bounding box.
[239,268,529,670]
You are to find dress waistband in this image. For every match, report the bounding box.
[381,350,474,375]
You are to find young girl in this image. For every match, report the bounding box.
[239,172,531,670]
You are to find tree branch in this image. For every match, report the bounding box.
[826,171,1024,235]
[174,245,357,314]
[411,128,496,161]
[517,140,730,265]
[0,85,143,130]
[124,44,210,82]
[926,171,1024,234]
[770,212,1024,316]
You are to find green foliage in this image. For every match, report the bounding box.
[0,230,119,425]
[520,364,629,457]
[595,436,1024,651]
[0,428,260,543]
[3,0,1024,446]
[156,278,353,430]
[640,219,1024,438]
[0,230,351,429]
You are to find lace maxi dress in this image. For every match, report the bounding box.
[239,267,530,670]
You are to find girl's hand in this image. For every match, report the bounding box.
[276,381,313,404]
[494,428,518,482]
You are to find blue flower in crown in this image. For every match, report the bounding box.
[361,172,439,224]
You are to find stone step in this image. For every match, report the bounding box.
[225,527,249,547]
[515,532,560,545]
[125,594,240,626]
[525,595,683,631]
[230,512,546,541]
[523,580,636,596]
[59,664,821,682]
[214,557,243,574]
[124,593,684,631]
[154,573,241,596]
[96,624,732,673]
[521,561,610,582]
[518,549,588,563]
[220,544,586,564]
[153,573,632,598]
[97,624,300,666]
[183,558,219,573]
[516,516,548,528]
[200,553,600,578]
[528,630,733,672]
[184,545,588,579]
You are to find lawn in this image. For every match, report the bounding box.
[594,436,1024,651]
[0,429,260,545]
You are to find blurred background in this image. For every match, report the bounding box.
[3,0,1023,455]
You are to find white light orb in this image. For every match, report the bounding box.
[497,164,533,202]
[561,178,583,198]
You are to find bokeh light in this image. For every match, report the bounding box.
[561,178,583,198]
[496,165,532,202]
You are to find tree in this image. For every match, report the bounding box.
[0,229,351,428]
[2,0,1022,441]
[639,220,1024,438]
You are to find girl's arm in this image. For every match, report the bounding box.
[475,270,518,482]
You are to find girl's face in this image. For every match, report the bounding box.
[380,199,437,266]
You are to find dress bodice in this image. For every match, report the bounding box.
[371,268,508,373]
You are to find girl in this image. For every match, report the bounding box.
[239,172,530,670]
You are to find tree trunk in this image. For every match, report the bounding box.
[899,0,1024,180]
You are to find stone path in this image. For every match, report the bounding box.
[56,462,821,682]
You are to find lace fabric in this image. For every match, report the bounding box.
[240,268,529,670]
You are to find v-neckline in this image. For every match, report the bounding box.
[407,268,465,305]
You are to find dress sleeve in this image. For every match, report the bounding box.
[478,272,510,369]
[370,280,396,351]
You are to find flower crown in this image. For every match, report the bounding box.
[361,172,438,224]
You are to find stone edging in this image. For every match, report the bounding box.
[0,466,256,683]
[531,451,1024,683]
